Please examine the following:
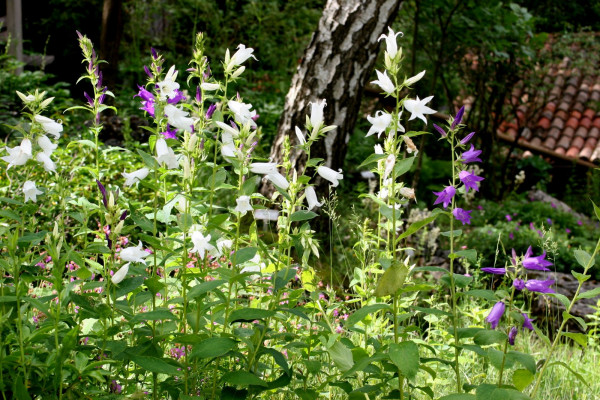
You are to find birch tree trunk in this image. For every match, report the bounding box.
[266,0,403,195]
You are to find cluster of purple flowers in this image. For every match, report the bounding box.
[483,246,555,344]
[432,106,484,225]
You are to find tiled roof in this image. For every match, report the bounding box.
[497,37,600,166]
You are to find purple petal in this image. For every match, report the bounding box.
[481,267,506,275]
[96,180,107,208]
[452,106,465,130]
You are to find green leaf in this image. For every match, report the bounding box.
[273,268,297,291]
[393,156,415,176]
[328,341,354,372]
[462,290,496,302]
[229,308,274,323]
[222,371,268,387]
[137,148,159,169]
[0,209,22,222]
[306,158,324,168]
[190,337,237,359]
[67,139,97,150]
[374,262,409,297]
[131,355,181,375]
[115,277,144,298]
[133,212,154,232]
[145,277,165,295]
[130,309,176,324]
[512,369,534,391]
[440,229,462,237]
[562,312,587,331]
[571,270,590,283]
[290,210,318,222]
[454,249,477,263]
[548,293,569,309]
[488,348,513,370]
[389,340,420,380]
[574,249,593,269]
[507,351,536,374]
[188,280,226,298]
[474,329,508,346]
[577,286,600,300]
[295,388,319,400]
[440,273,473,289]
[177,213,193,232]
[562,332,588,347]
[592,199,600,222]
[221,387,248,400]
[359,153,386,169]
[345,304,392,327]
[397,210,441,241]
[439,395,476,400]
[455,328,484,339]
[547,361,589,387]
[476,383,529,400]
[83,242,111,254]
[232,247,257,266]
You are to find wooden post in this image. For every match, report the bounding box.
[6,0,23,74]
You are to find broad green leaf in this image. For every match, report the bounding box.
[488,348,513,370]
[115,277,144,298]
[188,280,226,298]
[507,351,536,374]
[571,270,590,283]
[439,395,476,400]
[290,210,317,222]
[440,273,473,288]
[574,249,593,269]
[577,286,600,299]
[397,210,441,241]
[474,329,508,346]
[562,311,587,330]
[221,387,248,400]
[476,383,529,400]
[358,153,387,168]
[328,341,354,372]
[562,332,588,347]
[130,309,176,324]
[190,337,237,359]
[232,247,257,266]
[145,277,165,295]
[454,249,477,263]
[393,156,415,176]
[137,148,159,169]
[222,371,268,387]
[548,292,570,309]
[462,290,496,302]
[295,388,319,400]
[512,369,534,391]
[273,268,297,291]
[345,304,392,327]
[374,262,409,297]
[389,340,420,380]
[440,229,462,237]
[131,355,181,375]
[229,308,274,323]
[592,199,600,222]
[83,242,111,254]
[455,327,484,339]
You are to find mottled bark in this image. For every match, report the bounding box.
[266,0,403,195]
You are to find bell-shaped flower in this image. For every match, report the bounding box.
[317,166,343,187]
[452,106,465,129]
[216,237,233,256]
[461,144,482,163]
[36,152,56,172]
[458,170,484,193]
[235,195,254,216]
[228,100,257,128]
[371,70,395,94]
[266,172,290,189]
[305,186,322,210]
[404,96,436,125]
[254,209,279,221]
[432,185,455,208]
[460,132,476,145]
[480,267,506,275]
[157,65,180,100]
[452,208,472,225]
[250,162,278,175]
[295,126,306,145]
[34,115,63,139]
[508,326,518,345]
[200,82,220,91]
[120,241,150,264]
[485,301,505,329]
[37,135,57,156]
[310,99,327,129]
[522,246,553,271]
[190,231,215,260]
[227,44,256,71]
[366,111,392,138]
[122,167,149,186]
[404,70,426,87]
[524,279,555,294]
[522,313,534,331]
[221,130,239,160]
[378,27,402,58]
[383,154,395,181]
[111,263,129,284]
[23,180,42,203]
[155,138,179,169]
[215,121,241,138]
[433,123,447,137]
[164,104,194,132]
[2,138,32,169]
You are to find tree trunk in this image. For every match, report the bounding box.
[100,0,123,93]
[266,0,403,195]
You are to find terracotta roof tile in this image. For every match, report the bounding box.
[585,137,598,149]
[566,146,580,157]
[566,117,579,129]
[555,110,568,121]
[541,110,554,120]
[537,117,551,129]
[570,110,582,119]
[575,126,588,137]
[548,127,561,139]
[551,117,564,130]
[590,127,600,139]
[531,137,542,147]
[565,85,577,96]
[583,108,596,119]
[572,102,585,113]
[593,118,600,129]
[555,147,566,155]
[581,117,592,129]
[557,136,571,149]
[543,137,557,149]
[572,136,585,149]
[590,91,600,102]
[576,91,590,103]
[580,146,593,159]
[558,101,571,112]
[563,126,575,138]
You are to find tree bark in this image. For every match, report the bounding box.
[100,0,123,93]
[266,0,403,195]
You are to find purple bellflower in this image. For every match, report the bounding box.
[458,170,484,193]
[140,101,155,117]
[433,123,446,137]
[453,208,473,225]
[522,246,552,271]
[525,279,555,294]
[508,326,518,345]
[522,313,534,331]
[432,185,456,208]
[205,103,217,119]
[96,180,108,208]
[452,106,465,130]
[461,144,482,163]
[161,125,177,140]
[460,132,476,145]
[167,89,186,105]
[134,86,155,102]
[486,301,505,329]
[513,278,526,290]
[481,267,507,275]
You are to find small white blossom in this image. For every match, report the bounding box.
[164,104,194,132]
[371,70,395,94]
[250,162,278,175]
[295,126,306,145]
[374,144,384,154]
[221,130,238,159]
[2,138,32,168]
[34,115,62,139]
[228,44,256,71]
[228,100,257,128]
[23,180,42,202]
[404,96,436,125]
[254,209,279,221]
[266,172,290,190]
[383,154,395,181]
[36,152,56,172]
[404,70,426,87]
[120,241,150,264]
[235,195,254,216]
[216,237,233,256]
[305,186,322,210]
[37,135,57,156]
[111,263,129,284]
[200,82,220,91]
[366,111,392,138]
[190,231,215,260]
[215,121,240,138]
[157,65,180,100]
[122,167,149,186]
[317,166,343,187]
[378,27,403,58]
[155,138,179,169]
[309,99,327,129]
